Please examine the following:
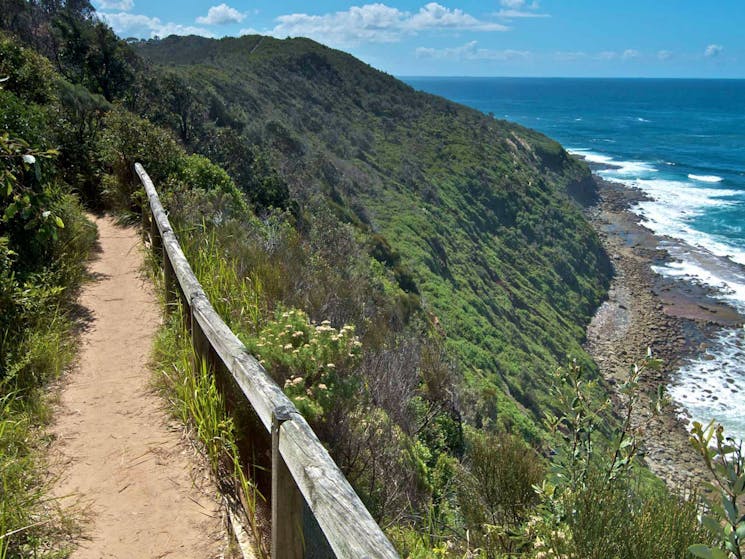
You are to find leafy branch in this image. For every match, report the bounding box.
[690,421,745,559]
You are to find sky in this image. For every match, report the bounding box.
[94,0,745,78]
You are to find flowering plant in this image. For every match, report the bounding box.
[243,307,362,420]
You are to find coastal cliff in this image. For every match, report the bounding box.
[11,6,709,553]
[136,35,612,435]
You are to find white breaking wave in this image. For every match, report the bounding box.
[688,173,724,183]
[568,148,658,176]
[571,146,745,443]
[630,178,743,267]
[568,148,744,267]
[668,328,745,443]
[652,244,745,312]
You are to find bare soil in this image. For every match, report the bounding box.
[49,215,227,558]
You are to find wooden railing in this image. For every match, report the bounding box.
[135,163,400,559]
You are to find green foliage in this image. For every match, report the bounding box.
[97,107,183,212]
[243,147,292,213]
[0,134,63,243]
[0,35,56,104]
[527,356,710,559]
[159,72,204,142]
[56,80,111,205]
[457,429,544,556]
[134,34,612,435]
[689,421,745,559]
[52,14,137,101]
[163,203,457,526]
[542,353,664,491]
[172,153,247,212]
[529,470,708,559]
[243,308,362,422]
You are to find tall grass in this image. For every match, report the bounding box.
[0,315,82,558]
[556,472,708,559]
[0,196,95,558]
[179,224,267,334]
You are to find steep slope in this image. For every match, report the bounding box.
[136,35,611,433]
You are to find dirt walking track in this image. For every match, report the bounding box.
[50,216,226,558]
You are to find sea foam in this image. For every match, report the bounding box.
[577,147,745,442]
[688,174,724,183]
[668,328,745,442]
[568,149,658,176]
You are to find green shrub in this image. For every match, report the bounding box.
[457,429,544,557]
[530,472,707,559]
[172,153,247,213]
[243,307,362,422]
[0,36,56,104]
[98,107,183,212]
[527,357,713,559]
[689,421,745,559]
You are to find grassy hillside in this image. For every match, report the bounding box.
[136,35,611,435]
[1,9,715,555]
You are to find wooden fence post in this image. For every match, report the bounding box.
[141,203,150,244]
[150,212,161,253]
[272,407,304,559]
[163,251,177,311]
[191,301,211,368]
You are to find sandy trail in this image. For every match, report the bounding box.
[50,215,225,558]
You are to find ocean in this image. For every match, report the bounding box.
[403,77,745,441]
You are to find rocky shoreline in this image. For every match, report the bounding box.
[584,173,743,489]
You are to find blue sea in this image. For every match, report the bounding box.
[403,77,745,441]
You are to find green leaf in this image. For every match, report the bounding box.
[688,544,729,559]
[54,216,64,228]
[723,495,738,525]
[735,474,745,494]
[702,515,723,536]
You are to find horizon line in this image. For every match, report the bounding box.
[397,75,745,80]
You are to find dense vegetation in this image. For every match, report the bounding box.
[0,24,98,556]
[135,34,612,438]
[0,3,720,558]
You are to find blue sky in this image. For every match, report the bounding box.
[95,1,745,77]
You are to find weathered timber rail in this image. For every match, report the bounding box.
[136,163,400,559]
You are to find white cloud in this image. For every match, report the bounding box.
[416,41,530,61]
[705,44,723,57]
[657,50,673,60]
[409,3,507,31]
[622,48,640,60]
[239,27,260,36]
[496,9,549,18]
[554,51,587,61]
[96,0,134,10]
[267,3,507,47]
[596,50,617,60]
[495,0,547,19]
[196,4,246,25]
[100,12,214,38]
[271,5,404,45]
